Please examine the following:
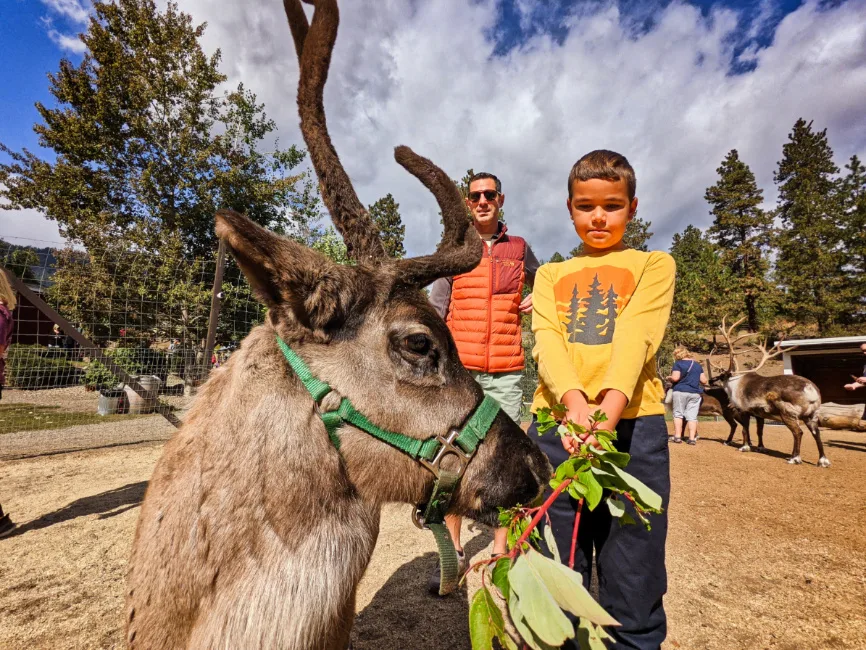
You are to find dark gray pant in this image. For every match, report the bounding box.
[530,415,670,650]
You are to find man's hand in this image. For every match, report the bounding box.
[519,294,533,314]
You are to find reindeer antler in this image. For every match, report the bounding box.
[391,147,483,286]
[284,0,387,263]
[283,0,483,283]
[717,315,762,374]
[744,335,790,375]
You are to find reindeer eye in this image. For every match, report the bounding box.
[404,333,432,356]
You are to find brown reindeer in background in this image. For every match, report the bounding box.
[125,2,550,648]
[710,317,829,467]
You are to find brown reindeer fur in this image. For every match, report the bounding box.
[127,2,550,647]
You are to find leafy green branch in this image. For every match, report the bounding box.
[468,410,663,650]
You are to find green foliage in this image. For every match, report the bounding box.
[838,155,866,324]
[5,345,82,389]
[310,226,350,265]
[471,410,663,650]
[83,346,169,390]
[774,119,846,334]
[705,150,775,332]
[622,216,653,252]
[368,194,406,259]
[548,252,566,264]
[0,0,319,345]
[668,225,735,350]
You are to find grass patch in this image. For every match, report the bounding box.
[0,403,138,435]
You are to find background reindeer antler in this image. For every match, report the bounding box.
[282,0,482,283]
[716,315,793,375]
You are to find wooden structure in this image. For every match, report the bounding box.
[777,336,866,428]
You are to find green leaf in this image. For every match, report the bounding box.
[587,447,631,468]
[508,554,575,646]
[543,523,561,564]
[620,513,636,527]
[567,481,588,501]
[607,496,625,518]
[469,588,496,650]
[605,463,663,512]
[555,457,590,481]
[522,549,619,627]
[492,557,511,601]
[508,590,560,650]
[590,410,608,423]
[577,470,603,511]
[577,618,614,650]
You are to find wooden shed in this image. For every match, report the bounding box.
[777,336,866,427]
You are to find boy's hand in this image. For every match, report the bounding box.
[519,294,533,314]
[560,390,601,452]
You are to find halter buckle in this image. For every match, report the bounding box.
[418,427,473,480]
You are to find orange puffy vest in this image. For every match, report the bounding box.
[446,228,527,373]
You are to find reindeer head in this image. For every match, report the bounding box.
[710,315,787,385]
[214,0,549,525]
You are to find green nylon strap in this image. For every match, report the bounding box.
[429,522,461,596]
[276,336,499,459]
[421,469,462,595]
[455,394,500,454]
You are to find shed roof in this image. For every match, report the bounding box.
[775,336,866,349]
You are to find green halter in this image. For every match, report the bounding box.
[276,336,502,594]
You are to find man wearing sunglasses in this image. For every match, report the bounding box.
[428,171,539,593]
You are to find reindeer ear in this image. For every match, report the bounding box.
[215,210,366,332]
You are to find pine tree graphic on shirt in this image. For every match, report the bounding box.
[555,265,635,347]
[602,284,619,340]
[578,274,609,345]
[565,284,584,343]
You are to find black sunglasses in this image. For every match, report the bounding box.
[467,190,499,202]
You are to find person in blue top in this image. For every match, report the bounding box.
[666,346,708,445]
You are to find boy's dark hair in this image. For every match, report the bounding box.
[468,172,501,194]
[568,150,636,200]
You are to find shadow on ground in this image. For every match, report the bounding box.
[352,528,493,650]
[6,481,147,538]
[827,439,866,453]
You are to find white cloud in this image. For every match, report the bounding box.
[40,0,90,25]
[46,28,87,54]
[0,209,65,246]
[17,0,866,259]
[40,0,90,53]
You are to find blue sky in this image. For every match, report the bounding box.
[2,0,865,258]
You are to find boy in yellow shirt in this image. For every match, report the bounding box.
[531,150,675,650]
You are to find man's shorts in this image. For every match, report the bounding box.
[471,370,524,423]
[672,391,701,422]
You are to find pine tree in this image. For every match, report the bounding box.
[668,225,734,348]
[774,119,845,334]
[569,246,582,259]
[622,216,653,252]
[837,155,866,325]
[603,284,619,340]
[548,251,565,264]
[705,150,774,331]
[368,193,405,259]
[566,284,583,343]
[578,274,608,345]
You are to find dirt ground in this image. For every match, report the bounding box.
[1,420,865,650]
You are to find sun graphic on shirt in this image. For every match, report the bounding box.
[552,266,636,346]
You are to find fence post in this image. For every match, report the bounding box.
[202,238,227,379]
[2,266,181,429]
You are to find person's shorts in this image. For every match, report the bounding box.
[672,391,701,422]
[471,370,524,423]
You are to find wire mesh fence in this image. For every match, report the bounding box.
[0,237,263,459]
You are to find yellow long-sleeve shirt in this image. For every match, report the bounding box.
[531,248,675,419]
